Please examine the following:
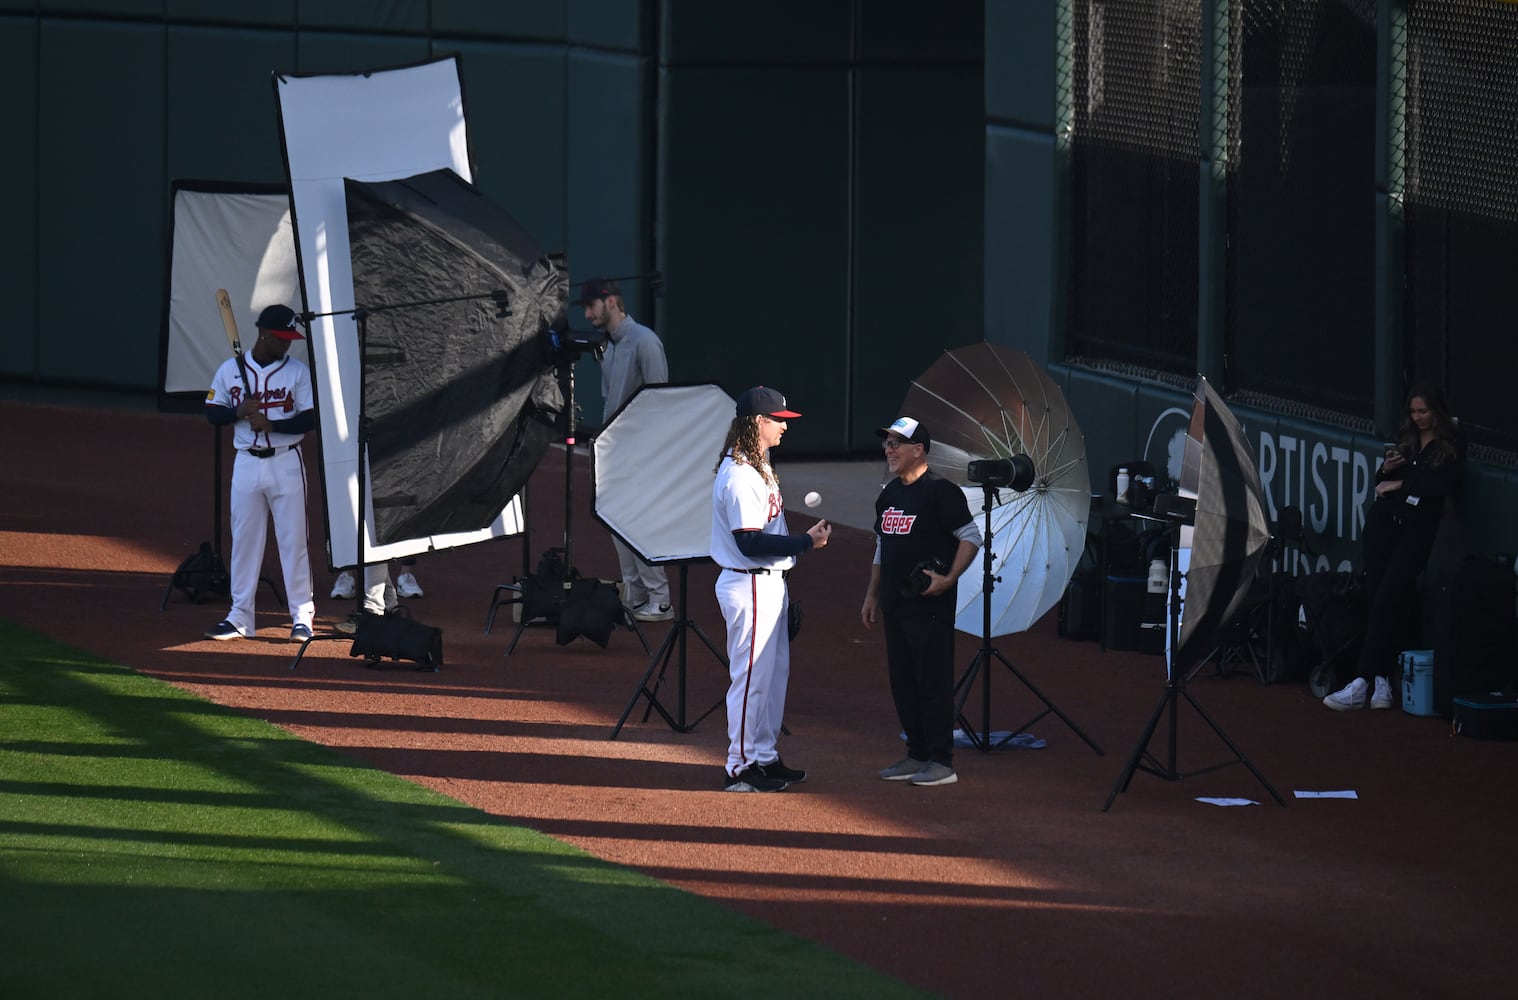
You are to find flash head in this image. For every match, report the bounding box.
[548,327,609,362]
[967,454,1036,491]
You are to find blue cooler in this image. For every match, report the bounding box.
[1399,649,1437,717]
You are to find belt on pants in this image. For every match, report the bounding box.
[723,567,789,579]
[245,445,294,459]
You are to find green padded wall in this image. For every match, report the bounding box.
[37,21,164,387]
[657,65,850,451]
[982,0,1060,367]
[448,40,568,255]
[566,46,648,429]
[852,63,985,450]
[0,16,37,379]
[166,26,294,183]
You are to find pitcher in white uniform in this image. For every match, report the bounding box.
[710,386,832,792]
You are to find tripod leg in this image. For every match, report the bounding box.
[610,626,681,739]
[681,619,730,729]
[1103,683,1176,811]
[991,650,1104,755]
[1180,688,1287,806]
[953,652,990,751]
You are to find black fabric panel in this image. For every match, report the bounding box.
[344,169,566,544]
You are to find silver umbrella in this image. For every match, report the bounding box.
[901,344,1092,637]
[1176,376,1272,669]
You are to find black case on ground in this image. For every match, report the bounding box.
[1058,575,1101,640]
[1431,557,1517,716]
[350,611,443,669]
[1450,693,1518,740]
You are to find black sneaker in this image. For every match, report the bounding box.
[723,764,788,793]
[759,758,806,783]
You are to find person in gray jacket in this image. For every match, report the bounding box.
[580,275,673,621]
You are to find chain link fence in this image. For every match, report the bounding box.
[1404,0,1518,454]
[1067,0,1515,454]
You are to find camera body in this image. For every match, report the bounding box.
[904,556,949,596]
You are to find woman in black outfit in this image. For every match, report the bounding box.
[1324,384,1463,711]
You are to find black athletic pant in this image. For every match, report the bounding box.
[883,607,956,767]
[1356,497,1443,682]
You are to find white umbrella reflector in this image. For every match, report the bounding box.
[900,344,1092,638]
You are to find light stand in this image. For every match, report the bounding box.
[290,290,508,670]
[1103,513,1286,810]
[610,561,727,738]
[491,349,647,655]
[953,483,1104,755]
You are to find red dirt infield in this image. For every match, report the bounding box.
[2,399,1513,999]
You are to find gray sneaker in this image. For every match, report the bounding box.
[879,757,929,781]
[910,761,959,786]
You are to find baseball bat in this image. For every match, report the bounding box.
[215,288,254,398]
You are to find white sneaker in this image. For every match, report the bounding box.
[330,570,356,600]
[1371,675,1394,710]
[396,571,424,598]
[1323,676,1368,711]
[632,601,674,622]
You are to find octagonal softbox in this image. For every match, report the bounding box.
[593,383,736,563]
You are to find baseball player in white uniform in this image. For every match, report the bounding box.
[203,304,316,642]
[711,386,831,792]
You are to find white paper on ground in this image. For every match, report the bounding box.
[1196,797,1259,806]
[1294,790,1359,799]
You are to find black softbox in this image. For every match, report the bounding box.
[343,169,566,544]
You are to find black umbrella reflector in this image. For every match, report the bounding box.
[1176,377,1272,669]
[344,170,566,544]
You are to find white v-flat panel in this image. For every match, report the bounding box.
[276,57,523,567]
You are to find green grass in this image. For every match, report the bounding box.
[0,619,932,999]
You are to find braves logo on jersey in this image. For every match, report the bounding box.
[766,490,784,522]
[881,506,917,534]
[223,384,295,413]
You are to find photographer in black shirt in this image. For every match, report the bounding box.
[861,416,981,785]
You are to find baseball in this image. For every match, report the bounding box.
[804,491,822,509]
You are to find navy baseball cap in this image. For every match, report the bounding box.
[877,415,931,450]
[256,304,304,341]
[736,386,801,419]
[576,276,619,305]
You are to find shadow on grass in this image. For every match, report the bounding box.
[0,619,933,1000]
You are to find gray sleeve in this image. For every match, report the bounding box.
[954,519,982,547]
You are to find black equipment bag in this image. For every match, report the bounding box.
[520,547,578,623]
[1450,692,1518,740]
[349,611,443,669]
[1433,556,1517,716]
[1058,575,1101,640]
[1058,525,1102,640]
[555,578,623,648]
[170,542,230,603]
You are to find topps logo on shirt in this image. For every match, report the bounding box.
[880,507,917,534]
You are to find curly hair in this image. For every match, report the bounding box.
[1398,382,1458,466]
[714,416,775,486]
